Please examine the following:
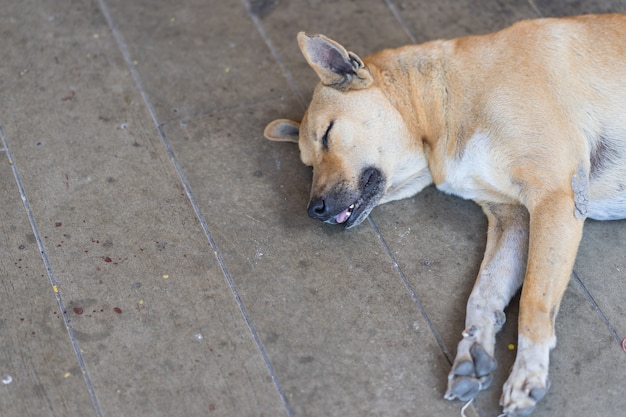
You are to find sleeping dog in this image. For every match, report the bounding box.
[264,14,626,416]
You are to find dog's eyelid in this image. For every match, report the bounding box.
[321,120,334,149]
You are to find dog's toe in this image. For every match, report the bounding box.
[500,368,550,417]
[445,341,497,402]
[451,359,475,376]
[501,404,536,417]
[445,376,481,401]
[470,342,497,377]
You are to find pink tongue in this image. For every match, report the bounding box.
[335,208,351,224]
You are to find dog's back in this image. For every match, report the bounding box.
[400,14,626,219]
[488,15,626,219]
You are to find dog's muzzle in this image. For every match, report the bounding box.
[307,167,384,228]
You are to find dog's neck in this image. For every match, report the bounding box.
[366,40,469,185]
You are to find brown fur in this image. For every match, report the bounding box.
[265,14,626,416]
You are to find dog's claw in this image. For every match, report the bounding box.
[445,341,497,402]
[500,366,550,417]
[529,386,548,402]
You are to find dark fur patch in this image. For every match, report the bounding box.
[590,136,620,179]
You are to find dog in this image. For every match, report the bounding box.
[264,14,626,416]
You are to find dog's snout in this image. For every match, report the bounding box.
[307,197,329,220]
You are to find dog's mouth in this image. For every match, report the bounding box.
[311,167,384,229]
[334,203,356,224]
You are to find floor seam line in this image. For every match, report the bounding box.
[368,216,487,417]
[97,2,295,416]
[368,216,488,417]
[572,270,622,345]
[242,0,308,111]
[527,0,545,17]
[0,124,104,417]
[384,0,418,43]
[368,217,453,362]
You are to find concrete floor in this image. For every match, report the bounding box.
[1,0,625,416]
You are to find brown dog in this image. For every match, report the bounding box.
[264,14,626,416]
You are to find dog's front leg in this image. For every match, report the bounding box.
[445,203,529,402]
[500,195,584,416]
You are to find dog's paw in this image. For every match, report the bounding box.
[499,363,550,417]
[445,341,497,402]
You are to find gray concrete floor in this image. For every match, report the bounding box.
[1,0,625,416]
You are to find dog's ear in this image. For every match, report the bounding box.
[264,119,300,143]
[297,32,372,91]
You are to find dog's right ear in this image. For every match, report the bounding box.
[264,119,300,143]
[297,32,372,91]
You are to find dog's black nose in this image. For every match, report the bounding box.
[307,197,329,220]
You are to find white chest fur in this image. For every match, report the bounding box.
[437,132,518,204]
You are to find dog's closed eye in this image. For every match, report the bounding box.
[321,121,334,149]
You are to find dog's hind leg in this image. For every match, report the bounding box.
[500,193,584,417]
[445,203,529,402]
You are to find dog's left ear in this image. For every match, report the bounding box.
[264,119,300,143]
[297,32,373,91]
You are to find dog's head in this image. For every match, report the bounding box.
[265,33,432,228]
